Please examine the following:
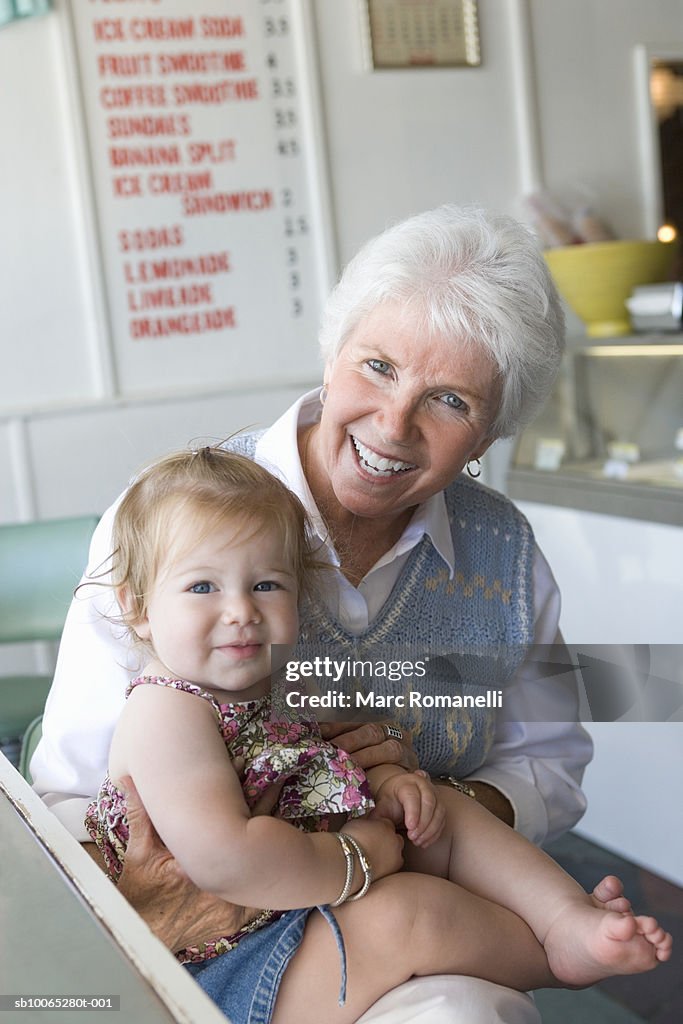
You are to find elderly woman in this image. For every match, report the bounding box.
[33,206,602,1024]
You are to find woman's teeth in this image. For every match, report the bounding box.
[352,437,415,476]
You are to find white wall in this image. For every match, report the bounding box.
[516,501,683,884]
[4,0,683,519]
[530,0,683,239]
[311,0,524,258]
[0,14,98,412]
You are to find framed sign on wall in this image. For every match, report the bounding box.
[65,0,335,398]
[361,0,481,70]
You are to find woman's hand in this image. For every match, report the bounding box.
[341,814,405,882]
[319,720,418,772]
[116,776,262,953]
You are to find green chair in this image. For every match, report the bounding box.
[18,714,43,782]
[0,515,99,770]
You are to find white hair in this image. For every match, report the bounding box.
[318,205,565,438]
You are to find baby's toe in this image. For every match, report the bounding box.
[603,912,637,942]
[593,875,624,902]
[656,935,674,962]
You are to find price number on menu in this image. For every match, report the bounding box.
[262,2,308,318]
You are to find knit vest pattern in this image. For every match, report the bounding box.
[226,432,535,777]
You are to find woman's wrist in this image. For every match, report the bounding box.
[468,782,515,826]
[82,841,110,876]
[434,777,515,826]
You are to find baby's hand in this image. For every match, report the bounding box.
[373,770,446,848]
[342,816,405,882]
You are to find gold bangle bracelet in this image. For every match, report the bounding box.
[438,775,477,799]
[340,833,373,902]
[330,832,356,907]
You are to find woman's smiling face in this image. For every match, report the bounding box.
[309,304,501,523]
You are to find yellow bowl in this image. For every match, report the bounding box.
[544,239,676,337]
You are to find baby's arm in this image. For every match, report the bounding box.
[366,764,446,848]
[109,685,402,909]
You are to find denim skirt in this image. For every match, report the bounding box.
[185,905,347,1024]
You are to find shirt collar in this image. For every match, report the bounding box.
[255,387,455,577]
[383,490,455,578]
[255,388,329,540]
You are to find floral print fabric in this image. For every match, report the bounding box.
[85,675,373,964]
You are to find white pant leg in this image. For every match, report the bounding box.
[356,977,540,1024]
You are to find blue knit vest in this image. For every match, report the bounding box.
[227,432,535,777]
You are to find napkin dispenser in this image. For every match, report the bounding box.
[626,282,683,332]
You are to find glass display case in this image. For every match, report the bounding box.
[507,336,683,527]
[507,339,683,889]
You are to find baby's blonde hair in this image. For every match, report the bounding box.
[110,445,318,629]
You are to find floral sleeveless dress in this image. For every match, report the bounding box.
[85,676,373,964]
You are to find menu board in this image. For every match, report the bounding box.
[68,0,330,395]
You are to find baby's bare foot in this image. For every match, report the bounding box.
[591,874,631,914]
[545,902,673,987]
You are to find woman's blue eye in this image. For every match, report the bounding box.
[254,581,281,592]
[367,358,391,375]
[439,392,466,411]
[189,581,214,594]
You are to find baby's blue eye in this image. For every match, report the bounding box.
[189,581,214,594]
[367,358,391,375]
[254,581,281,592]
